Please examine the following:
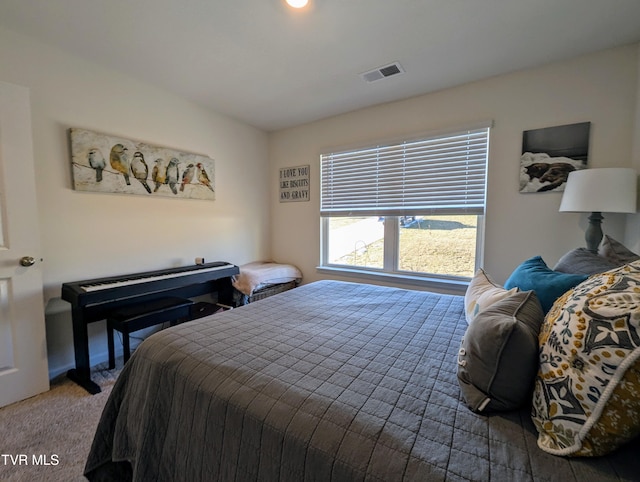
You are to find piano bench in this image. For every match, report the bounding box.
[107,297,194,368]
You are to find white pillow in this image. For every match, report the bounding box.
[464,268,518,324]
[231,261,302,295]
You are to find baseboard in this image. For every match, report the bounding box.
[48,339,144,380]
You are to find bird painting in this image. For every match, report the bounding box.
[152,159,167,192]
[87,148,106,182]
[180,163,195,192]
[166,158,180,195]
[196,162,214,192]
[70,128,215,200]
[109,143,131,185]
[131,151,151,193]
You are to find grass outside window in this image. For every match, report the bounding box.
[325,215,479,280]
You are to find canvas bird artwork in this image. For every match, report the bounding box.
[166,158,180,195]
[131,151,151,193]
[180,163,195,192]
[70,128,215,200]
[152,159,167,192]
[110,144,131,185]
[197,162,214,192]
[87,148,106,182]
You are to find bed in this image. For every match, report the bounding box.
[84,279,640,481]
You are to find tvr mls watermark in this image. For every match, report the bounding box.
[2,454,59,466]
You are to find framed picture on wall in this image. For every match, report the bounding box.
[519,122,590,193]
[69,128,216,200]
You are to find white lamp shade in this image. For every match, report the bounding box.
[559,168,637,213]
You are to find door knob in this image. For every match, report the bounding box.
[20,256,36,267]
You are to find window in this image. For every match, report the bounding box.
[320,123,490,283]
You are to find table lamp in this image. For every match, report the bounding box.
[559,167,637,253]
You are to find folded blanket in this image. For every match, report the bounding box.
[231,261,301,295]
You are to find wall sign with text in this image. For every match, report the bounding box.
[279,165,310,202]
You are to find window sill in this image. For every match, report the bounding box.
[316,266,469,296]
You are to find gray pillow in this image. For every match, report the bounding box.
[599,235,640,265]
[553,247,618,275]
[457,290,544,413]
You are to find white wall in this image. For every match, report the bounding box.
[270,44,640,288]
[624,44,640,253]
[0,27,270,377]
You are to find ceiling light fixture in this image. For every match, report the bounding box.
[286,0,309,8]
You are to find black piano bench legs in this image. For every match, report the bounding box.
[106,297,194,369]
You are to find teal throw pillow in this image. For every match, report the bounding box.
[504,256,587,313]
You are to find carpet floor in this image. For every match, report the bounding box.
[0,363,121,482]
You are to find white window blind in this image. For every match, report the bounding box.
[320,125,490,217]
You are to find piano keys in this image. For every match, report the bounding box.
[80,264,232,292]
[61,261,239,394]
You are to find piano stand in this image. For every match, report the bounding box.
[67,368,102,395]
[61,261,239,394]
[67,304,105,394]
[107,297,194,368]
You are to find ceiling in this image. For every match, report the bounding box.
[1,0,640,132]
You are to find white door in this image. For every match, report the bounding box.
[0,81,49,408]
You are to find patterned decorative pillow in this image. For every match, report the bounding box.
[464,268,517,324]
[531,260,640,456]
[599,235,640,266]
[504,256,588,313]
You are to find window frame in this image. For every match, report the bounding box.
[318,123,490,289]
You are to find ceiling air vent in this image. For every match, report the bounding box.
[360,62,405,83]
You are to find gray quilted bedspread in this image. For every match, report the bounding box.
[85,280,640,481]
